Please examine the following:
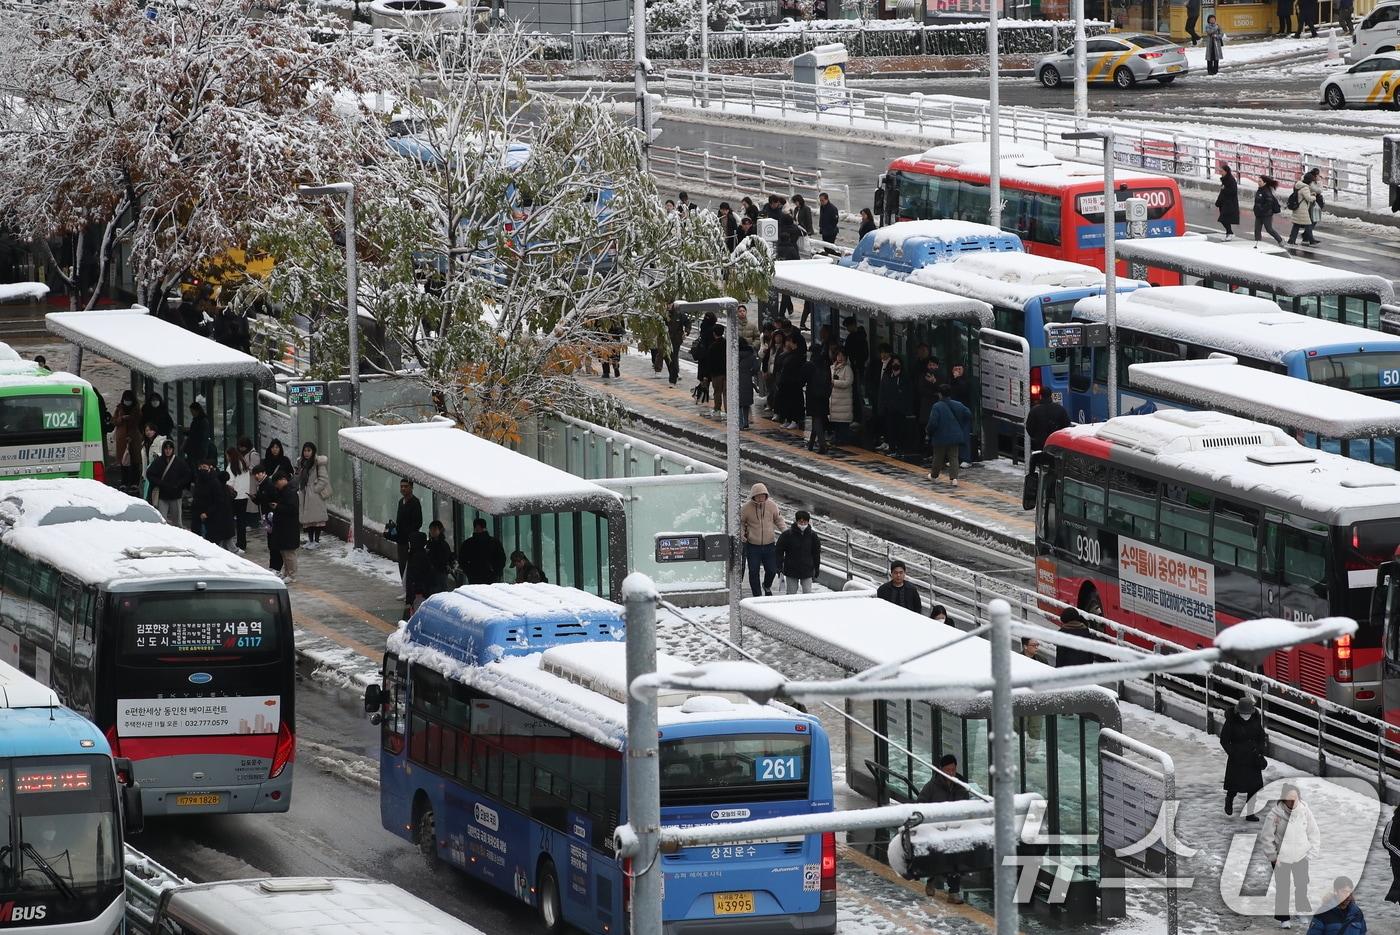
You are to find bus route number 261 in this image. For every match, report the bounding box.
[1075,534,1102,566]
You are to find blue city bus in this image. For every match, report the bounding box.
[366,584,837,935]
[0,658,141,934]
[1067,285,1400,423]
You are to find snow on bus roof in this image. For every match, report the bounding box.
[1073,286,1400,361]
[1053,410,1400,518]
[772,259,992,323]
[904,143,1171,187]
[1114,238,1395,303]
[740,592,1117,715]
[868,219,1008,251]
[338,422,622,517]
[45,309,274,387]
[2,518,282,585]
[403,583,622,664]
[1129,358,1400,439]
[908,254,1137,310]
[0,479,163,529]
[0,362,89,389]
[0,659,60,710]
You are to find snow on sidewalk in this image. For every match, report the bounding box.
[1182,34,1326,72]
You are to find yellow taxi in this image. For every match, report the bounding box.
[1319,52,1400,109]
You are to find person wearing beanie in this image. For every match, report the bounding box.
[1220,695,1268,821]
[1054,607,1101,667]
[776,509,821,594]
[917,754,969,904]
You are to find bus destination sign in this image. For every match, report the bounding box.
[1045,323,1109,350]
[654,533,728,563]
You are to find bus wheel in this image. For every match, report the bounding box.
[1113,67,1135,89]
[537,861,564,934]
[1079,587,1104,616]
[416,805,442,873]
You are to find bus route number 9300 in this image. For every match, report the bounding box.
[1075,534,1102,566]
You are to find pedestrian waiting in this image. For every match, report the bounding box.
[916,754,969,904]
[776,509,821,594]
[1219,695,1267,821]
[876,560,922,613]
[1263,783,1321,928]
[1054,608,1102,666]
[1305,876,1365,934]
[510,550,547,584]
[1205,16,1226,77]
[459,517,506,584]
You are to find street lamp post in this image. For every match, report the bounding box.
[1060,130,1117,417]
[296,182,363,548]
[1073,0,1087,123]
[988,0,1002,231]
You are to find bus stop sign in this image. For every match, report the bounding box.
[287,381,352,407]
[1045,323,1109,350]
[655,533,729,563]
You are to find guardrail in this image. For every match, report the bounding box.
[648,145,851,211]
[125,845,189,934]
[662,70,1377,208]
[809,516,1400,803]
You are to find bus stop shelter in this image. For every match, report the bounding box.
[1115,237,1396,330]
[1130,357,1400,467]
[46,308,273,462]
[338,421,627,600]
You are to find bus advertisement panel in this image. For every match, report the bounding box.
[1036,410,1399,715]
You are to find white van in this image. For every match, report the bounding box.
[1348,0,1400,63]
[147,877,484,935]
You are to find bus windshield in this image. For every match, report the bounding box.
[0,394,84,444]
[660,734,811,807]
[117,591,282,665]
[1,756,122,899]
[1306,353,1400,394]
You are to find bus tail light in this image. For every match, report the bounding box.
[269,722,295,779]
[1334,634,1353,682]
[1029,368,1044,407]
[92,460,105,483]
[820,833,837,893]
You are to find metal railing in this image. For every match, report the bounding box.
[812,515,1400,802]
[125,846,189,934]
[648,145,850,210]
[662,70,1377,208]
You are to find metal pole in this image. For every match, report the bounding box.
[623,573,662,935]
[989,598,1018,935]
[725,301,742,651]
[988,0,1001,231]
[344,188,364,550]
[701,0,709,76]
[633,0,648,171]
[1102,135,1118,419]
[1073,0,1087,124]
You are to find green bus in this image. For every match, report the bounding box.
[0,355,105,481]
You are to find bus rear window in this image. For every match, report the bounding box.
[0,394,83,442]
[118,592,282,664]
[660,733,811,807]
[1306,353,1400,394]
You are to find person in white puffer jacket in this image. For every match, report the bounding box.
[1262,784,1321,929]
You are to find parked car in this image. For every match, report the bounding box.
[1036,34,1189,89]
[1320,51,1400,108]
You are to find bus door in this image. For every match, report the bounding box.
[1371,561,1400,728]
[1066,347,1108,424]
[976,328,1030,459]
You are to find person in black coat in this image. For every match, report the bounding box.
[1294,0,1317,36]
[425,520,454,593]
[775,337,807,430]
[1276,0,1294,34]
[192,459,236,549]
[702,327,728,419]
[737,338,757,430]
[145,439,191,527]
[791,194,814,237]
[459,517,507,584]
[261,438,294,481]
[395,478,423,580]
[878,357,910,457]
[1220,696,1267,820]
[1025,394,1072,455]
[1055,608,1101,667]
[857,209,877,242]
[271,475,301,582]
[776,510,821,593]
[876,561,922,614]
[818,193,839,244]
[804,350,832,454]
[141,392,174,438]
[182,401,212,473]
[1384,802,1400,903]
[402,532,435,616]
[917,754,970,903]
[843,317,869,415]
[665,305,691,386]
[1216,164,1241,240]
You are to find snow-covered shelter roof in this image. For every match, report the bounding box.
[338,422,623,517]
[907,253,1138,310]
[45,309,274,388]
[1073,286,1400,362]
[0,479,163,531]
[1051,410,1400,522]
[739,592,1120,721]
[2,518,282,587]
[1129,357,1400,439]
[1115,238,1395,303]
[772,260,992,324]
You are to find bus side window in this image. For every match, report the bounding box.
[1281,527,1328,600]
[1160,484,1211,559]
[1212,501,1260,573]
[1,546,32,639]
[52,579,78,699]
[382,655,407,755]
[1106,470,1158,542]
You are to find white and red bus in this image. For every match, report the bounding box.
[0,511,294,815]
[1035,409,1399,715]
[879,143,1186,285]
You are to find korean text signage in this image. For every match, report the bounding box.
[117,695,282,737]
[1117,538,1215,637]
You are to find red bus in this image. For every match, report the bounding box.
[879,143,1186,285]
[1034,409,1398,716]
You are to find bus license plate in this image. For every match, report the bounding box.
[713,892,755,915]
[175,794,222,807]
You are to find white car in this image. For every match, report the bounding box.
[1319,52,1400,108]
[1346,0,1399,64]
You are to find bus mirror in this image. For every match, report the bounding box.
[122,782,145,836]
[364,683,383,713]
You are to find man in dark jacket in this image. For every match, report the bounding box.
[876,561,922,614]
[511,550,547,584]
[272,474,301,583]
[878,357,910,457]
[1306,877,1365,935]
[665,305,691,386]
[181,401,212,472]
[843,317,868,415]
[818,192,839,244]
[791,194,814,237]
[776,510,821,594]
[775,336,807,430]
[737,338,758,429]
[192,459,236,550]
[403,532,436,616]
[1220,696,1267,821]
[395,479,423,580]
[1025,394,1072,454]
[804,353,832,454]
[145,439,191,526]
[917,754,969,903]
[1055,608,1101,667]
[459,518,507,584]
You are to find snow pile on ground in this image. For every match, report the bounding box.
[327,541,404,585]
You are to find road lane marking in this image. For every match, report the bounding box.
[295,612,383,662]
[294,582,398,634]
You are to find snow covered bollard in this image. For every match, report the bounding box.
[368,0,464,30]
[1327,27,1340,61]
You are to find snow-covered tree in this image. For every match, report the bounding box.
[646,0,748,37]
[240,26,772,443]
[0,0,391,312]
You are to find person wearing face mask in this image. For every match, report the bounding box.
[776,510,821,594]
[1263,784,1321,928]
[110,390,142,491]
[141,391,174,438]
[1306,877,1365,935]
[1220,695,1267,822]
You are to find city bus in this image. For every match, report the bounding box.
[1035,409,1399,714]
[1066,286,1400,423]
[0,358,105,482]
[0,658,142,934]
[365,584,837,935]
[0,515,295,815]
[1114,236,1396,331]
[877,143,1186,284]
